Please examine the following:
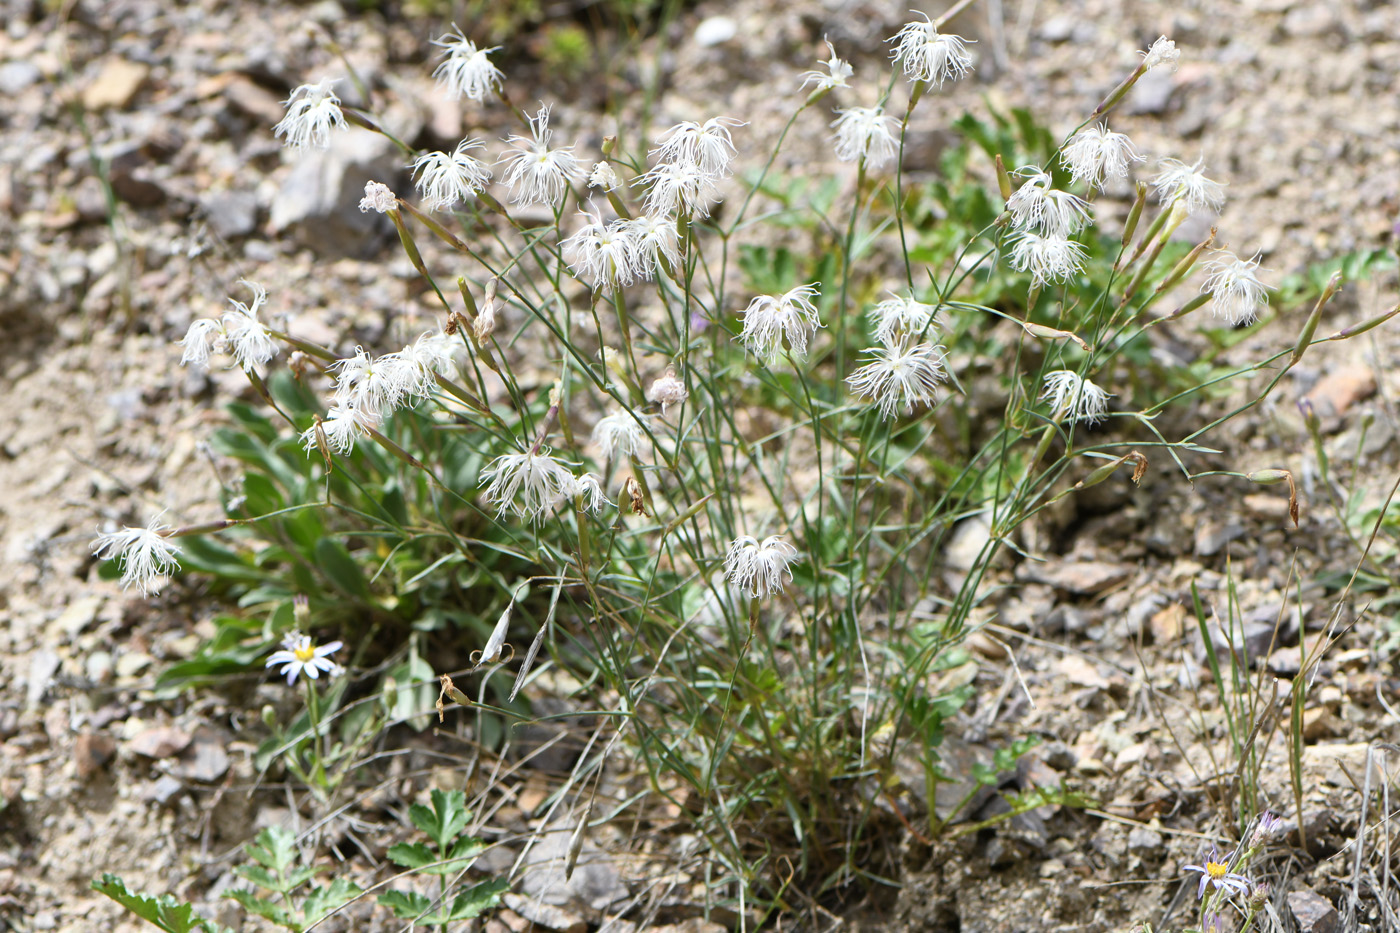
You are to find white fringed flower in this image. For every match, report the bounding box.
[221,281,279,373]
[301,404,377,455]
[801,39,853,91]
[432,29,504,102]
[1202,251,1268,325]
[869,294,943,346]
[1041,370,1111,424]
[358,181,398,213]
[273,79,346,152]
[265,631,344,686]
[480,447,579,522]
[570,473,608,514]
[499,104,579,207]
[846,340,947,419]
[91,513,182,596]
[636,159,719,218]
[724,535,799,598]
[1006,169,1091,236]
[178,318,225,368]
[563,208,638,291]
[647,369,688,413]
[1061,124,1143,190]
[653,117,744,177]
[592,411,646,460]
[1140,36,1180,73]
[588,161,622,191]
[1007,231,1087,287]
[411,139,492,211]
[624,214,681,278]
[401,330,460,390]
[1153,158,1226,214]
[737,283,823,363]
[889,13,974,87]
[329,348,419,417]
[832,106,899,170]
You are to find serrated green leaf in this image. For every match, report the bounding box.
[226,889,299,930]
[300,877,362,925]
[386,842,436,870]
[91,874,233,933]
[408,789,469,850]
[246,826,299,875]
[378,889,432,920]
[444,878,508,920]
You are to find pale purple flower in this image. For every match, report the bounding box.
[1183,847,1252,901]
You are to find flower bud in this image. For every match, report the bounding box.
[995,154,1012,202]
[1121,181,1147,247]
[1291,270,1342,366]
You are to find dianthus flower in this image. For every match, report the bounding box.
[1007,231,1088,287]
[1140,36,1181,73]
[1041,370,1111,424]
[358,180,398,214]
[801,40,853,91]
[411,139,492,211]
[431,28,504,102]
[737,283,823,363]
[480,447,579,522]
[889,13,975,87]
[869,294,944,346]
[832,106,899,170]
[724,535,799,598]
[265,631,344,686]
[1061,124,1143,190]
[499,104,579,207]
[329,348,419,418]
[1006,169,1091,236]
[1201,250,1268,325]
[91,513,182,596]
[221,280,279,373]
[592,411,646,460]
[1153,158,1226,214]
[653,117,744,177]
[847,340,947,419]
[570,472,609,514]
[588,161,622,191]
[301,404,377,456]
[563,208,638,291]
[647,369,688,414]
[273,78,346,152]
[636,159,719,218]
[623,214,681,278]
[1183,847,1252,901]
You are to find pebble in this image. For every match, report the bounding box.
[1127,826,1163,859]
[0,61,40,95]
[73,732,117,779]
[200,190,258,239]
[693,16,737,47]
[82,57,149,110]
[1016,559,1135,595]
[114,650,152,678]
[1301,365,1376,432]
[1287,888,1339,933]
[268,127,400,258]
[129,725,192,759]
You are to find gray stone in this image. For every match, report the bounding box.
[520,817,627,914]
[268,128,400,258]
[1128,68,1175,115]
[202,190,259,239]
[0,61,40,95]
[693,16,737,47]
[1287,889,1339,933]
[1127,826,1163,859]
[1194,518,1245,556]
[178,735,230,782]
[146,775,185,805]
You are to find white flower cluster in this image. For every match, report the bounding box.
[1061,124,1142,191]
[411,139,493,211]
[563,206,681,291]
[500,104,581,207]
[845,293,948,420]
[300,331,460,456]
[831,106,899,170]
[432,29,504,102]
[591,411,647,461]
[1202,250,1269,325]
[889,13,975,87]
[479,447,608,522]
[737,284,823,364]
[178,280,280,374]
[1041,370,1111,424]
[723,535,799,598]
[1153,157,1226,215]
[1004,168,1091,287]
[633,116,743,219]
[800,40,853,92]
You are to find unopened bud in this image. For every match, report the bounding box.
[601,135,616,156]
[1248,469,1298,527]
[601,346,626,379]
[1021,320,1091,352]
[1121,181,1147,247]
[1291,270,1342,366]
[995,154,1012,202]
[1165,292,1211,321]
[646,368,688,414]
[548,380,562,409]
[1156,228,1216,294]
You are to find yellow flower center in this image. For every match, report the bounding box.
[1206,862,1228,881]
[295,645,316,662]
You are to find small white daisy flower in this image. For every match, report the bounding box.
[1007,231,1088,287]
[832,106,899,170]
[498,104,579,207]
[358,180,398,214]
[178,318,225,368]
[647,369,688,413]
[91,513,182,596]
[1140,36,1180,73]
[889,13,975,87]
[738,283,823,363]
[563,208,638,291]
[431,29,504,102]
[265,631,345,686]
[724,535,799,599]
[273,78,346,152]
[869,294,944,346]
[846,340,947,420]
[652,117,744,177]
[1006,169,1091,236]
[411,139,492,211]
[479,447,579,522]
[221,281,279,373]
[635,159,719,218]
[1061,124,1143,190]
[1153,158,1226,215]
[592,411,646,460]
[588,161,622,191]
[1202,250,1268,325]
[1041,370,1111,424]
[570,472,609,514]
[624,214,681,278]
[801,39,853,91]
[301,404,378,456]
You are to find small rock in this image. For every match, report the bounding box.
[178,735,230,782]
[26,650,61,709]
[1287,889,1339,933]
[1194,519,1245,557]
[129,725,192,759]
[55,595,103,638]
[693,16,737,47]
[502,894,587,933]
[268,128,400,258]
[1149,603,1186,643]
[1282,5,1339,39]
[145,775,185,805]
[1127,826,1163,859]
[1038,15,1075,42]
[222,74,285,125]
[0,61,41,95]
[1017,560,1135,595]
[1128,68,1175,114]
[1203,618,1278,663]
[83,58,149,110]
[201,190,259,239]
[518,817,627,913]
[114,650,152,679]
[1302,366,1376,432]
[74,732,117,779]
[1302,706,1343,741]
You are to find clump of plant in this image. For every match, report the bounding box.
[90,5,1398,926]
